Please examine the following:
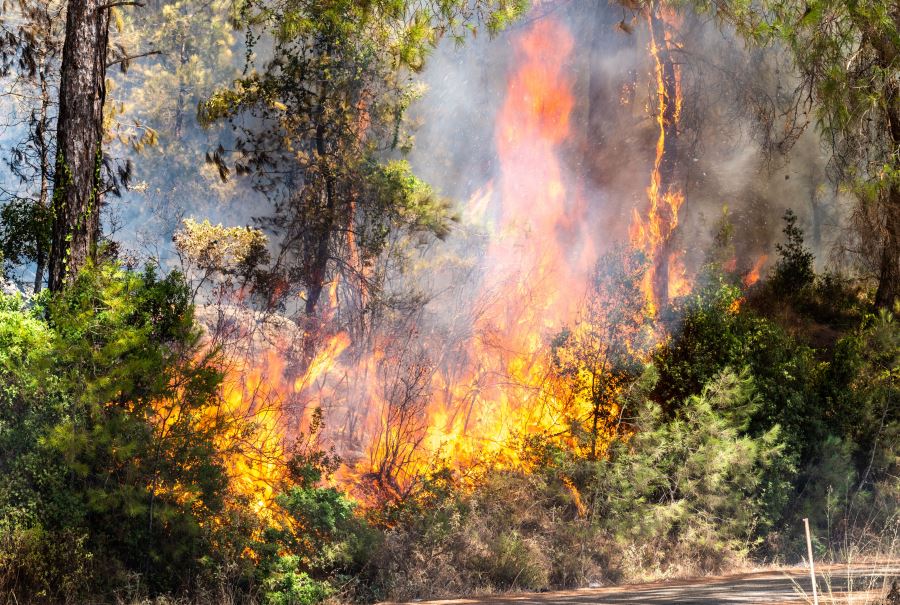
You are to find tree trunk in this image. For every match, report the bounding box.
[47,0,110,292]
[874,182,900,309]
[874,81,900,308]
[33,58,51,294]
[304,119,335,318]
[848,5,899,309]
[648,3,679,307]
[174,36,187,139]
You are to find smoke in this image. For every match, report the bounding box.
[294,2,851,480]
[101,2,271,270]
[290,1,848,482]
[0,1,850,490]
[406,2,841,286]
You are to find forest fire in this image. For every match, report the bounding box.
[3,0,896,599]
[207,334,350,514]
[4,0,896,599]
[218,350,287,513]
[744,254,769,287]
[216,11,694,507]
[629,8,687,313]
[347,16,595,496]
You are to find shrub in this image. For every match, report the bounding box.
[261,556,332,605]
[770,209,815,296]
[0,265,246,600]
[598,369,792,576]
[0,526,93,602]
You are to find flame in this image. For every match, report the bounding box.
[209,11,702,510]
[465,181,494,223]
[668,251,690,299]
[193,329,352,517]
[217,349,289,514]
[629,8,687,312]
[426,18,587,466]
[325,16,605,499]
[743,254,768,287]
[562,476,587,518]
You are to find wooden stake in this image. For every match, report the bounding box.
[803,518,819,605]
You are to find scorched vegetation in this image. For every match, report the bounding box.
[0,0,897,604]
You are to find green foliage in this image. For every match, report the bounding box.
[0,197,51,282]
[0,264,247,600]
[602,369,793,564]
[654,270,843,467]
[366,159,457,242]
[651,278,745,414]
[652,216,898,553]
[689,0,900,306]
[0,263,391,603]
[261,557,333,605]
[198,0,525,314]
[771,209,815,295]
[254,451,379,605]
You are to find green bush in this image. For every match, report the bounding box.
[0,264,249,600]
[600,369,793,574]
[261,556,332,605]
[0,526,93,601]
[482,531,550,591]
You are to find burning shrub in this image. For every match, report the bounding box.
[370,462,611,599]
[252,447,380,605]
[0,264,257,600]
[550,248,652,459]
[369,367,793,597]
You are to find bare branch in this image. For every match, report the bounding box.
[99,1,145,8]
[107,50,160,69]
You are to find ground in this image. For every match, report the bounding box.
[397,565,900,605]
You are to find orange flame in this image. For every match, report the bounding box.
[417,17,588,473]
[217,349,289,514]
[213,12,702,509]
[321,17,607,499]
[743,254,768,287]
[202,328,352,516]
[629,8,687,312]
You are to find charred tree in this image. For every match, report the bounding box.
[648,2,680,307]
[33,51,53,293]
[47,0,111,291]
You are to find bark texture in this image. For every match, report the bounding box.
[874,86,900,309]
[648,3,680,307]
[47,0,110,291]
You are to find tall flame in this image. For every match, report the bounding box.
[210,10,702,509]
[413,17,590,476]
[322,17,604,499]
[629,7,687,313]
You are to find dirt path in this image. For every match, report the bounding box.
[401,565,900,605]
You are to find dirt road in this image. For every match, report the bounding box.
[405,565,899,605]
